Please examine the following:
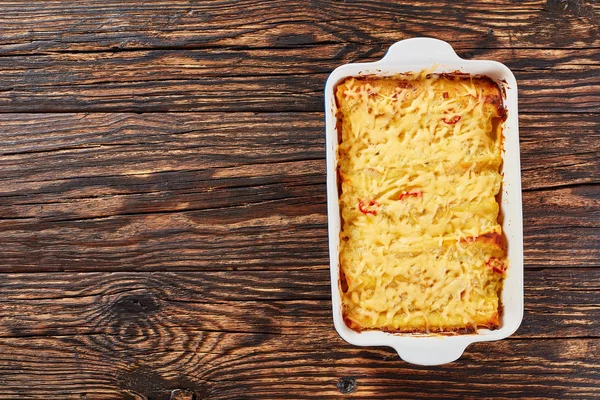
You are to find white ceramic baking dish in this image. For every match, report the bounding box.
[325,37,523,365]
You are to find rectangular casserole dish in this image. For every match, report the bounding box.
[325,37,524,365]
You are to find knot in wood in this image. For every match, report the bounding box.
[170,389,196,400]
[113,294,160,315]
[337,376,357,394]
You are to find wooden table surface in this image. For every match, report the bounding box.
[0,1,598,399]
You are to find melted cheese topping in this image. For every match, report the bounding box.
[337,71,507,333]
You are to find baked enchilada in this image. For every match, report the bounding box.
[336,71,508,333]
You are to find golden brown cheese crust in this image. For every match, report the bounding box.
[336,72,507,334]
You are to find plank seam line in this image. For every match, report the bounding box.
[2,265,597,275]
[0,183,326,206]
[0,110,597,115]
[526,266,600,271]
[0,328,305,340]
[522,181,600,192]
[521,158,598,172]
[0,197,327,223]
[0,156,326,185]
[0,267,331,275]
[0,43,599,58]
[0,69,599,92]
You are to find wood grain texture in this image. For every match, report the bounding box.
[0,269,598,399]
[0,47,597,113]
[0,0,598,398]
[520,113,600,190]
[0,113,327,271]
[0,335,597,400]
[0,113,597,191]
[0,269,597,339]
[0,113,598,271]
[0,0,597,55]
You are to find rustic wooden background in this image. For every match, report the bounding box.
[0,1,598,399]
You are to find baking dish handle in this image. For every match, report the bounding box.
[381,37,462,64]
[392,340,470,366]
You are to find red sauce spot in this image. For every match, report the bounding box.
[442,115,461,124]
[486,257,506,274]
[358,199,379,215]
[397,191,422,200]
[443,92,449,99]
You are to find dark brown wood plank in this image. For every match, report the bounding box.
[0,0,597,55]
[0,113,323,185]
[523,267,600,338]
[0,335,597,399]
[0,113,328,271]
[523,190,600,270]
[524,185,600,230]
[0,269,598,399]
[0,268,597,340]
[0,47,597,113]
[523,185,600,269]
[1,195,597,271]
[0,113,597,191]
[0,267,598,398]
[0,1,596,399]
[521,114,600,191]
[0,112,598,271]
[0,202,328,272]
